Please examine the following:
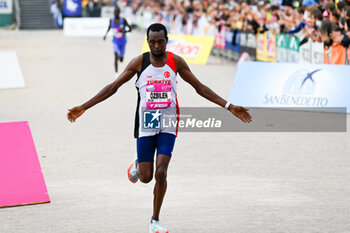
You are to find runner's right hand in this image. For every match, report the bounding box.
[67,106,85,123]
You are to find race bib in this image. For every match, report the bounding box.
[114,28,124,38]
[146,83,172,109]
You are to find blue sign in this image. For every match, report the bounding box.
[143,110,162,129]
[229,62,350,113]
[225,29,240,53]
[63,0,82,17]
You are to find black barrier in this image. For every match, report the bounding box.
[213,29,258,61]
[240,31,257,60]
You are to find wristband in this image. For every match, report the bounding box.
[224,102,231,110]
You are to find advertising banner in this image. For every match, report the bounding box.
[299,39,312,64]
[0,0,12,27]
[229,61,350,113]
[256,32,276,62]
[276,34,299,63]
[225,29,240,54]
[266,31,277,62]
[256,32,265,61]
[225,29,240,60]
[0,0,12,14]
[311,41,324,64]
[240,31,256,60]
[299,39,324,64]
[0,51,25,89]
[63,17,111,36]
[101,6,115,18]
[214,27,226,49]
[63,0,82,17]
[141,34,215,65]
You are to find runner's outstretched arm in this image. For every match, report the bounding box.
[103,19,112,40]
[175,55,252,123]
[67,56,142,122]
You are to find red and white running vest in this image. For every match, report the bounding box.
[134,52,180,138]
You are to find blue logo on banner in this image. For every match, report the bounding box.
[143,110,162,129]
[300,69,321,88]
[283,69,321,95]
[0,1,8,9]
[229,62,350,112]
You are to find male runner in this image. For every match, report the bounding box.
[103,7,131,74]
[67,23,252,233]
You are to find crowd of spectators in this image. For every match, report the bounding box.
[131,0,349,39]
[128,0,350,64]
[53,0,125,17]
[54,0,350,64]
[55,0,350,43]
[80,0,121,17]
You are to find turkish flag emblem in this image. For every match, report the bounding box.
[164,71,170,78]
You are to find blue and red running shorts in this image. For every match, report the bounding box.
[136,133,176,163]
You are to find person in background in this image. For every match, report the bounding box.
[50,0,63,28]
[103,7,132,75]
[320,21,350,64]
[88,0,102,17]
[81,0,90,17]
[287,7,306,35]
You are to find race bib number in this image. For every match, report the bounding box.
[146,83,172,109]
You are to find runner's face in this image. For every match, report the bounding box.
[148,30,168,58]
[114,8,120,17]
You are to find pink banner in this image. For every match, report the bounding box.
[0,121,50,208]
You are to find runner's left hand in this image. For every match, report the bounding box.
[228,105,252,123]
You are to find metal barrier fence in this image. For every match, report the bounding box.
[212,29,325,64]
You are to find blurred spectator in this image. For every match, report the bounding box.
[51,0,63,27]
[321,21,350,64]
[88,0,102,17]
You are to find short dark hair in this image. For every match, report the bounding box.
[311,8,323,21]
[337,1,347,11]
[324,2,335,11]
[331,22,341,32]
[297,6,305,15]
[320,20,332,35]
[331,9,340,20]
[282,0,293,8]
[270,5,280,11]
[147,23,168,39]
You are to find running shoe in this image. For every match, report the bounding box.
[149,220,169,233]
[127,159,138,183]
